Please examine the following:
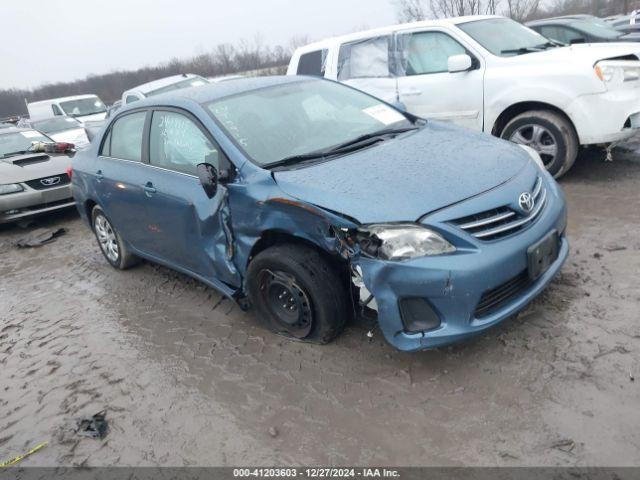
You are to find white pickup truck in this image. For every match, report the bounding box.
[287,15,640,177]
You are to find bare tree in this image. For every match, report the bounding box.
[395,0,428,22]
[504,0,541,21]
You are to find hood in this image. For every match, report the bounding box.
[506,42,640,65]
[50,128,90,148]
[0,153,72,183]
[273,122,530,224]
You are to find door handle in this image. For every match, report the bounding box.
[95,169,103,180]
[143,182,156,196]
[403,89,422,96]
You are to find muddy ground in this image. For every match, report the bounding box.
[1,142,639,467]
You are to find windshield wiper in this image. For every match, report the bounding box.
[323,126,419,154]
[265,126,419,170]
[501,46,546,55]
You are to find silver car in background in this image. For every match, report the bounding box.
[0,127,75,224]
[29,117,91,149]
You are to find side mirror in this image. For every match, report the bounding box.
[448,54,473,73]
[196,163,218,198]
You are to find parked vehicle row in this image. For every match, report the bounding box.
[287,15,640,178]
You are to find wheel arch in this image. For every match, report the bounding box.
[248,229,346,269]
[491,101,578,140]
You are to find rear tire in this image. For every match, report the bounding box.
[501,110,578,178]
[246,244,349,344]
[91,205,139,270]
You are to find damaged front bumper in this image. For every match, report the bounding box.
[0,184,74,224]
[353,175,568,352]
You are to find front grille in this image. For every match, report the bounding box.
[474,270,530,318]
[25,173,70,190]
[451,176,546,241]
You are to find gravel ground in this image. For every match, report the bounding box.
[0,143,639,467]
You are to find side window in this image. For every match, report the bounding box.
[296,49,327,76]
[125,95,140,104]
[337,36,391,80]
[149,111,222,176]
[560,27,586,44]
[109,111,146,161]
[398,31,467,76]
[52,104,63,116]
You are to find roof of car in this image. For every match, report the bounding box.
[526,15,597,26]
[294,15,500,53]
[27,94,100,105]
[140,75,309,106]
[124,73,204,95]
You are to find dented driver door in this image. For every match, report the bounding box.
[138,109,240,287]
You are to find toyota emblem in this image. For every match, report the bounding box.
[519,192,534,213]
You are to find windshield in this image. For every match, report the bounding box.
[60,97,106,117]
[569,19,622,39]
[147,76,208,97]
[32,117,81,134]
[0,130,51,157]
[459,18,552,56]
[206,79,413,167]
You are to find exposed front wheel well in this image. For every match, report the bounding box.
[248,230,347,274]
[491,102,578,141]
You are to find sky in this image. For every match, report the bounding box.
[0,0,397,90]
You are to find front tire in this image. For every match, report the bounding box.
[246,244,349,344]
[91,205,139,270]
[501,110,578,178]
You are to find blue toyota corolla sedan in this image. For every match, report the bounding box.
[71,76,568,352]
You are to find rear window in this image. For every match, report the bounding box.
[296,50,327,76]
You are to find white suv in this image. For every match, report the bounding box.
[287,15,640,177]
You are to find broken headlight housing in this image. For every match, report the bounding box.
[357,224,455,261]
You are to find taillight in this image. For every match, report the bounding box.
[66,167,73,180]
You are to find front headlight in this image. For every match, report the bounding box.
[595,60,640,86]
[0,183,24,195]
[357,224,455,261]
[518,144,546,171]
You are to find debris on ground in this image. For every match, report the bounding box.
[16,228,66,248]
[0,441,48,467]
[366,330,374,339]
[603,244,627,252]
[268,426,279,438]
[76,410,108,439]
[631,372,635,382]
[551,438,576,453]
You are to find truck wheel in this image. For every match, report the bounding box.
[501,110,578,178]
[91,205,139,270]
[246,244,349,344]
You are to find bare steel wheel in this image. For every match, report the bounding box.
[91,205,139,270]
[258,269,313,338]
[246,244,349,344]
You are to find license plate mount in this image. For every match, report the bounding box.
[527,230,559,281]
